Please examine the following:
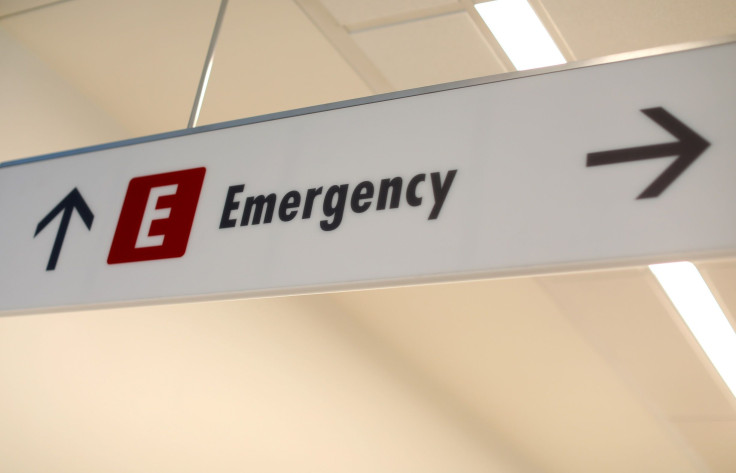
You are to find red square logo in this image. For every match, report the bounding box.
[108,168,206,264]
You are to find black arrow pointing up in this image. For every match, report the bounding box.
[34,188,94,271]
[586,107,710,199]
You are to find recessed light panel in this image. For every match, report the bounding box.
[475,0,566,70]
[650,262,736,398]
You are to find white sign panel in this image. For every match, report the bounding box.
[1,41,735,314]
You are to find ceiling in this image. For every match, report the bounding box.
[1,264,735,472]
[2,0,735,160]
[0,0,735,472]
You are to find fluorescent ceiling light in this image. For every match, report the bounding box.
[475,0,566,71]
[650,262,736,398]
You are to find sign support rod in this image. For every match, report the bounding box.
[188,0,229,129]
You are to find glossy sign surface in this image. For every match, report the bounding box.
[1,42,735,314]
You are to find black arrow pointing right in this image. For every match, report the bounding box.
[586,107,710,199]
[35,188,94,271]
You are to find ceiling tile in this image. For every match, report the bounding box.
[697,258,736,331]
[539,0,736,60]
[1,0,221,136]
[330,277,706,472]
[197,0,373,126]
[539,267,736,421]
[320,0,459,26]
[0,296,514,472]
[352,12,508,90]
[0,29,128,162]
[676,420,736,473]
